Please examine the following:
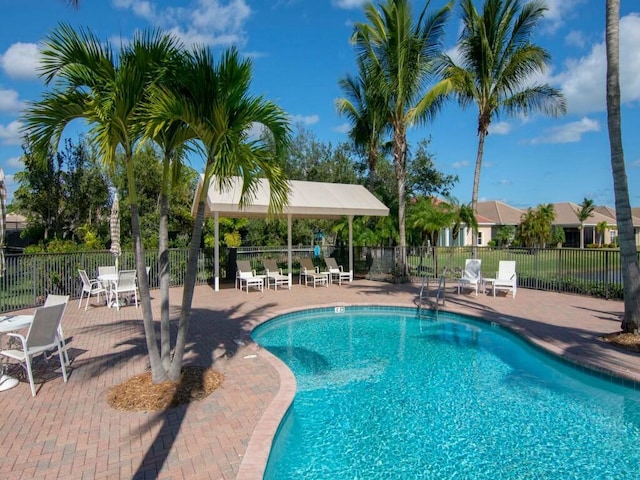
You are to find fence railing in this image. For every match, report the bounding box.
[0,245,631,313]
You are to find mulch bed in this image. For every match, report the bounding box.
[601,332,640,353]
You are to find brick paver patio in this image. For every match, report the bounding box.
[0,280,637,479]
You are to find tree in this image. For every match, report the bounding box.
[145,46,291,380]
[407,197,455,246]
[406,139,458,198]
[351,0,451,275]
[516,203,555,248]
[443,0,566,250]
[595,221,608,247]
[605,0,640,333]
[574,197,595,248]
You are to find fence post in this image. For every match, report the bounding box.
[605,250,610,300]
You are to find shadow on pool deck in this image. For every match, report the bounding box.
[0,280,637,480]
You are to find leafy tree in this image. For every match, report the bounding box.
[494,225,516,247]
[406,138,458,198]
[595,220,608,247]
[605,0,640,332]
[351,0,451,274]
[574,197,595,249]
[550,225,565,247]
[407,197,455,246]
[442,0,566,251]
[517,203,555,248]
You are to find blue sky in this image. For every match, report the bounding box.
[1,0,639,210]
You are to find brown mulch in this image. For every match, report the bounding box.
[107,366,224,412]
[601,332,640,353]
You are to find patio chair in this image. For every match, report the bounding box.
[236,260,264,293]
[492,261,517,298]
[43,294,70,366]
[263,259,291,291]
[324,257,352,285]
[457,259,482,296]
[98,265,116,288]
[111,270,139,310]
[299,257,329,288]
[78,269,107,311]
[0,303,68,397]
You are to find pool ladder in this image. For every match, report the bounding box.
[418,269,447,315]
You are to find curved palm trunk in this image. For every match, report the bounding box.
[126,158,166,382]
[394,123,408,277]
[471,128,487,256]
[159,155,171,371]
[606,0,640,333]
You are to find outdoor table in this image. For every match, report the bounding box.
[0,314,34,391]
[483,278,496,295]
[97,273,119,307]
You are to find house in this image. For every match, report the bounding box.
[551,203,617,248]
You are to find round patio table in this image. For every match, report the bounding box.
[0,315,34,391]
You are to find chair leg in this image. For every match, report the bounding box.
[25,354,37,397]
[57,325,70,366]
[57,346,68,383]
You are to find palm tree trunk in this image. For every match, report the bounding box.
[471,128,487,256]
[159,155,171,371]
[126,160,166,382]
[606,0,640,333]
[394,124,407,277]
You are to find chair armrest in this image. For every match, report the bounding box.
[4,332,28,350]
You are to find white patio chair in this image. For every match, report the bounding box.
[78,269,106,311]
[324,257,352,285]
[492,261,517,298]
[457,259,482,296]
[43,294,70,366]
[98,265,116,289]
[263,259,291,290]
[299,257,328,288]
[112,270,139,310]
[236,260,264,293]
[0,303,68,397]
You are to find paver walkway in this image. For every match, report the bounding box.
[0,280,637,479]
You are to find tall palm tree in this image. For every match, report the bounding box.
[574,197,595,248]
[595,220,608,247]
[605,0,640,333]
[350,0,452,275]
[145,46,291,380]
[336,57,391,192]
[443,0,566,249]
[23,24,184,383]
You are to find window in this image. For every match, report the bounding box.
[610,229,617,242]
[477,231,483,246]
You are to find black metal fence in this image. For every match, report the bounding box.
[0,245,632,313]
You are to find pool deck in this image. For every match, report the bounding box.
[1,280,638,479]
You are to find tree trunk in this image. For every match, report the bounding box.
[126,157,166,382]
[471,127,487,257]
[158,155,171,371]
[605,0,640,333]
[394,123,407,276]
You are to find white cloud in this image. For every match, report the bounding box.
[332,0,367,9]
[552,13,640,115]
[489,121,510,135]
[452,160,469,169]
[113,0,252,47]
[530,117,599,144]
[497,179,512,186]
[565,30,586,48]
[0,42,40,80]
[542,0,586,34]
[6,156,23,168]
[334,123,351,134]
[0,120,24,145]
[630,159,640,168]
[290,114,319,125]
[0,88,24,112]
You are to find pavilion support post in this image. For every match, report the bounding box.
[214,211,219,291]
[348,215,354,279]
[288,214,293,285]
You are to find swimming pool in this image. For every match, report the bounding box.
[251,306,640,479]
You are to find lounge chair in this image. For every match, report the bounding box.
[236,260,264,293]
[298,257,328,288]
[457,259,482,296]
[491,261,517,298]
[263,259,291,290]
[324,257,352,285]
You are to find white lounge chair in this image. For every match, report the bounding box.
[324,257,352,285]
[0,303,68,397]
[457,259,482,296]
[263,259,291,290]
[492,261,517,298]
[299,257,328,288]
[236,260,264,293]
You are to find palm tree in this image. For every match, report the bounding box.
[350,0,451,275]
[595,220,608,247]
[336,57,391,192]
[574,197,595,248]
[407,198,455,247]
[442,0,566,249]
[23,24,185,383]
[605,0,640,333]
[145,46,291,380]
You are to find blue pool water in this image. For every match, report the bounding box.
[251,307,640,480]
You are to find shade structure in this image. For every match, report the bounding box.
[193,176,390,290]
[0,168,6,277]
[110,193,121,271]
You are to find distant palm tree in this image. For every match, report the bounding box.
[605,0,640,332]
[575,197,595,248]
[350,0,451,274]
[442,0,566,249]
[595,220,608,247]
